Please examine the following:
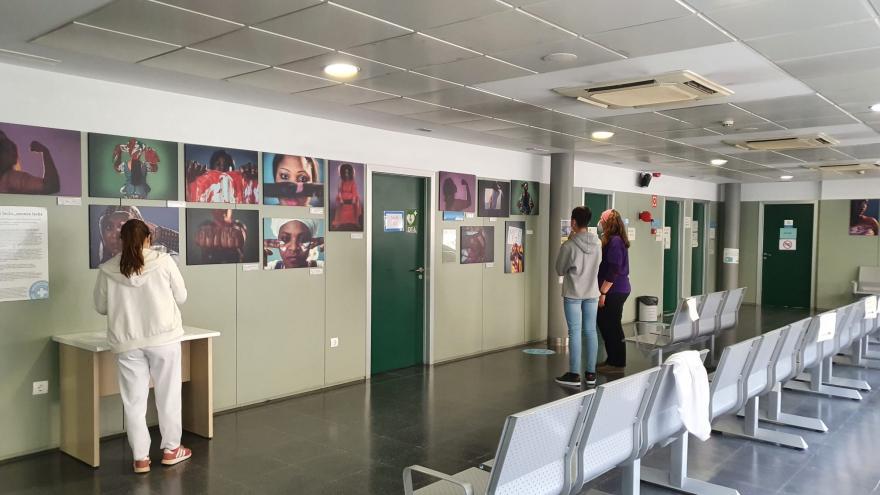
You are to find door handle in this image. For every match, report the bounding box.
[410,267,425,273]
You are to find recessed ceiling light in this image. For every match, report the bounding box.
[870,103,880,112]
[541,52,578,63]
[591,131,615,140]
[710,158,728,166]
[324,63,359,78]
[416,127,433,132]
[780,175,794,180]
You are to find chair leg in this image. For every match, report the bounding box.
[821,357,871,391]
[640,433,740,495]
[755,384,828,432]
[713,397,808,450]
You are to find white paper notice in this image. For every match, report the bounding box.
[485,262,494,269]
[310,268,323,275]
[0,207,49,302]
[489,217,497,222]
[722,248,739,264]
[310,207,324,215]
[779,239,796,251]
[526,229,534,235]
[663,226,671,249]
[709,227,716,240]
[166,200,186,208]
[865,297,877,320]
[817,312,837,342]
[627,227,636,241]
[56,196,81,206]
[350,233,363,239]
[465,212,475,219]
[558,276,564,285]
[784,219,794,227]
[507,226,523,245]
[691,231,699,248]
[241,263,260,272]
[587,226,598,235]
[686,297,700,321]
[692,220,698,230]
[684,216,692,229]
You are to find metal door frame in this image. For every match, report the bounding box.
[692,200,709,296]
[366,166,434,377]
[756,201,818,309]
[662,198,685,313]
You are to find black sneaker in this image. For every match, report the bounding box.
[555,372,581,387]
[584,373,597,386]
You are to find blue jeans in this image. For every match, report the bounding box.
[563,297,599,375]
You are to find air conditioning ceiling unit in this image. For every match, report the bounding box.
[801,161,880,173]
[729,133,839,151]
[554,70,733,109]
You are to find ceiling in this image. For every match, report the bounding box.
[4,0,880,183]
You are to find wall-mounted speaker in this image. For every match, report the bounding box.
[637,172,652,188]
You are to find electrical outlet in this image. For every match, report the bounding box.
[330,337,339,348]
[33,381,48,395]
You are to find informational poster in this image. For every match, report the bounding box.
[441,229,457,263]
[684,216,692,229]
[779,239,796,251]
[627,227,636,241]
[691,231,699,248]
[723,248,739,264]
[663,226,671,249]
[817,312,837,342]
[0,207,49,302]
[561,219,572,245]
[383,211,404,232]
[779,227,797,239]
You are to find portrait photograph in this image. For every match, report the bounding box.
[510,180,539,215]
[184,144,258,204]
[263,153,324,207]
[89,205,179,269]
[263,217,325,269]
[438,171,476,213]
[0,121,81,197]
[88,133,178,200]
[850,199,879,236]
[328,160,364,231]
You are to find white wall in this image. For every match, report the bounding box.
[574,160,720,201]
[820,178,880,200]
[0,62,545,180]
[741,181,821,202]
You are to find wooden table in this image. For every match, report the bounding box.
[52,327,219,467]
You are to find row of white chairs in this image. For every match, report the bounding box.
[403,294,880,495]
[627,288,747,365]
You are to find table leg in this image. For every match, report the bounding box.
[59,344,100,467]
[182,338,213,438]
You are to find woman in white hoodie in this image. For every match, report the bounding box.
[93,219,191,474]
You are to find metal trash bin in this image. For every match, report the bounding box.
[637,296,659,322]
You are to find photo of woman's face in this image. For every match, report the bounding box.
[275,156,313,206]
[278,220,312,268]
[101,212,131,257]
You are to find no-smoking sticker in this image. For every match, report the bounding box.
[779,239,796,251]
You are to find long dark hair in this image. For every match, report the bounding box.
[601,209,631,248]
[119,219,150,278]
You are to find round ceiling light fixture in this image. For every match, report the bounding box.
[870,103,880,112]
[591,130,615,140]
[324,63,359,78]
[710,158,728,166]
[542,52,578,63]
[780,175,794,180]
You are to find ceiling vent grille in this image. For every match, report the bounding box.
[801,162,880,173]
[730,133,839,151]
[554,70,733,109]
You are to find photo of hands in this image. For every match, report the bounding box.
[185,208,259,265]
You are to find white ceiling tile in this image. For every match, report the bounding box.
[726,151,800,165]
[736,94,843,122]
[407,109,484,124]
[702,0,873,40]
[450,119,515,131]
[409,86,508,108]
[140,48,265,79]
[227,67,337,93]
[587,15,731,57]
[779,47,880,80]
[295,84,397,105]
[423,10,571,54]
[345,33,477,69]
[651,128,722,139]
[596,112,697,132]
[684,0,763,12]
[747,20,880,62]
[354,71,456,96]
[32,22,177,63]
[280,52,400,81]
[331,0,508,30]
[776,116,858,128]
[255,3,410,50]
[78,0,240,46]
[414,56,532,85]
[773,148,854,162]
[659,104,768,129]
[158,0,320,25]
[191,28,329,66]
[489,37,620,72]
[834,143,880,159]
[354,97,443,115]
[524,0,690,35]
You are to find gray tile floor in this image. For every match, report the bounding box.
[2,305,879,494]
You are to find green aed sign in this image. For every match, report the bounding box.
[405,209,418,234]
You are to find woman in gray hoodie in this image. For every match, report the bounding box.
[554,206,602,387]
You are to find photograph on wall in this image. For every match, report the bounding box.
[850,199,880,236]
[89,205,179,269]
[184,144,258,204]
[461,226,494,264]
[263,153,324,206]
[263,217,325,269]
[88,133,178,200]
[477,179,510,218]
[185,208,259,265]
[505,221,525,274]
[510,180,539,215]
[0,122,81,197]
[438,171,476,212]
[328,160,364,231]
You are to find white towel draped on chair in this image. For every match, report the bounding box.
[666,350,711,441]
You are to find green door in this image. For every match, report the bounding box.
[663,200,681,314]
[371,174,426,374]
[691,202,706,296]
[584,192,610,229]
[762,203,813,309]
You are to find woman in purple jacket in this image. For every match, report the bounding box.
[596,209,631,374]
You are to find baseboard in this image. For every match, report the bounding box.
[431,339,547,366]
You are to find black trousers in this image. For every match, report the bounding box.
[598,292,629,367]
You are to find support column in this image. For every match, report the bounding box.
[721,183,740,291]
[548,152,574,348]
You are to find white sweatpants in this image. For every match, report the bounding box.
[116,342,182,460]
